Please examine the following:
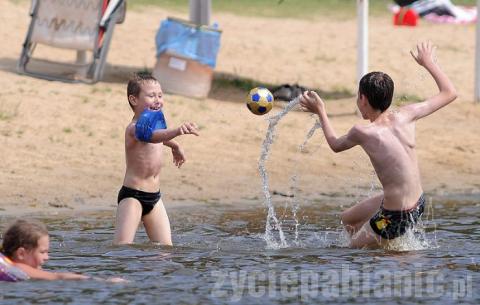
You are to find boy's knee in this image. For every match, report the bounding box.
[113,238,133,245]
[340,212,360,235]
[340,210,352,225]
[151,239,172,246]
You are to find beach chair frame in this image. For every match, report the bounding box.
[17,0,126,83]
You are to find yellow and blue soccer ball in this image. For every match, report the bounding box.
[246,87,274,115]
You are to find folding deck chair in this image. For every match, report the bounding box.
[17,0,126,83]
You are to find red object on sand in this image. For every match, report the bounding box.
[393,8,419,26]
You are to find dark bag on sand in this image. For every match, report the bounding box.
[271,84,308,102]
[394,0,417,6]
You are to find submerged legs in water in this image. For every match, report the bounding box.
[341,194,383,235]
[341,194,385,248]
[114,198,172,245]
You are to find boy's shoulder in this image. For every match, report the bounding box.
[124,121,138,144]
[344,123,370,145]
[349,122,389,144]
[349,123,371,136]
[125,120,136,133]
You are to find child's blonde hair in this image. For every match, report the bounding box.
[1,220,48,258]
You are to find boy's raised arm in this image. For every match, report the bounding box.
[300,91,361,153]
[127,122,199,144]
[404,41,457,121]
[151,122,199,143]
[150,128,183,143]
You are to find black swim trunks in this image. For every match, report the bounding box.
[117,186,161,216]
[369,194,425,240]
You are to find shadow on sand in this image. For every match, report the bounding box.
[0,57,354,105]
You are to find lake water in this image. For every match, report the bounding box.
[1,197,479,304]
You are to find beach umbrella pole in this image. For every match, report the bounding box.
[357,0,369,85]
[475,0,480,102]
[189,0,211,26]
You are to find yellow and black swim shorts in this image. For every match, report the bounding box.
[369,194,425,240]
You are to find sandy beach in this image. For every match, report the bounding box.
[0,1,479,217]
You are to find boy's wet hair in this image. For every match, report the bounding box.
[359,72,394,112]
[1,219,48,258]
[127,72,159,110]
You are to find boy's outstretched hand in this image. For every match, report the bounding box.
[178,122,199,136]
[300,91,325,115]
[410,41,436,67]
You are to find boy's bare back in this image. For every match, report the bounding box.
[352,108,423,210]
[301,41,456,211]
[356,41,457,210]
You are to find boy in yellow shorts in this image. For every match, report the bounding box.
[300,42,457,248]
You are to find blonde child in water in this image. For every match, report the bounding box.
[0,219,126,282]
[114,73,199,245]
[1,219,88,281]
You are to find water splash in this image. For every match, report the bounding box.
[299,118,322,152]
[338,225,432,251]
[288,117,322,246]
[384,226,432,251]
[258,98,300,248]
[257,96,435,251]
[258,97,322,249]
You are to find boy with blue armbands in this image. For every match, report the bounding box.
[114,73,199,245]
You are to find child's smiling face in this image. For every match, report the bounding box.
[136,81,164,112]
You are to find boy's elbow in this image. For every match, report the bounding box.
[327,140,342,153]
[330,145,342,153]
[450,89,458,102]
[446,86,457,102]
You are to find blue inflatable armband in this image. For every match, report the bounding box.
[135,109,168,142]
[0,253,29,282]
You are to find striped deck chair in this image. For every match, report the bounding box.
[17,0,126,83]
